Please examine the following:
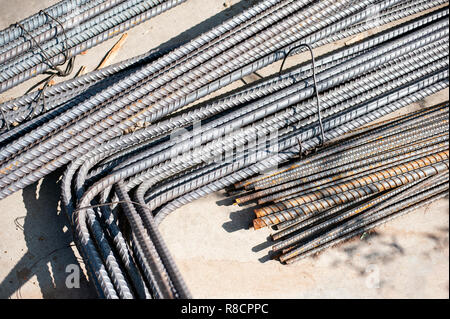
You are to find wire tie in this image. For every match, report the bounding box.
[15,11,75,120]
[0,106,10,130]
[279,43,325,149]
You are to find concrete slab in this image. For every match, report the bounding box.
[0,0,448,299]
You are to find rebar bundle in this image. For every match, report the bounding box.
[0,0,187,94]
[229,104,449,264]
[0,0,448,299]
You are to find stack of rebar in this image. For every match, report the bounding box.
[0,0,448,299]
[0,0,187,94]
[1,0,446,131]
[229,103,449,264]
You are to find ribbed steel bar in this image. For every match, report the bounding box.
[252,151,449,229]
[0,0,93,46]
[283,188,449,264]
[0,47,164,134]
[73,15,450,298]
[2,5,442,199]
[1,0,168,71]
[0,3,442,168]
[70,15,446,188]
[237,101,450,190]
[269,171,429,239]
[0,0,187,93]
[227,106,449,265]
[1,0,410,127]
[250,76,449,190]
[129,71,449,217]
[0,0,308,94]
[272,165,450,232]
[215,64,450,199]
[0,0,289,130]
[120,43,450,200]
[0,0,447,299]
[255,135,449,206]
[105,40,450,196]
[280,165,449,263]
[234,96,449,202]
[113,181,183,298]
[0,0,128,65]
[0,0,348,168]
[272,170,450,251]
[142,87,447,295]
[143,80,450,210]
[152,80,448,225]
[252,121,450,202]
[250,82,450,189]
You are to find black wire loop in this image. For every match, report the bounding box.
[0,107,10,131]
[14,10,76,121]
[279,43,325,156]
[296,136,303,159]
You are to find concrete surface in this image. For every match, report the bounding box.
[0,0,448,299]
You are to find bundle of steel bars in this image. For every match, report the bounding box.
[0,0,187,94]
[0,0,448,299]
[1,0,446,131]
[229,103,449,264]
